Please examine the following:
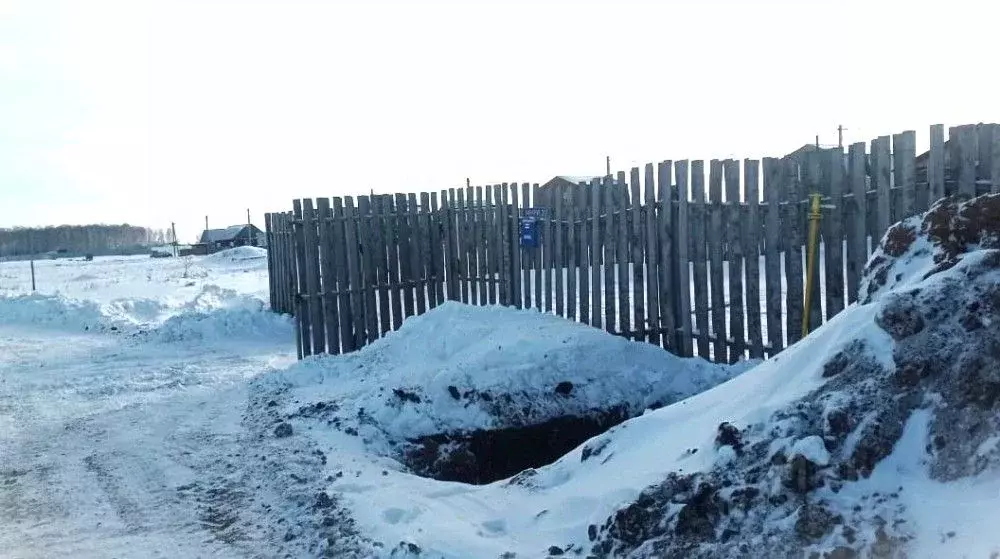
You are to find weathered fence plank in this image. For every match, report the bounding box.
[630,167,646,342]
[409,193,427,316]
[577,183,589,324]
[395,193,415,316]
[371,196,391,335]
[645,163,660,348]
[292,200,310,357]
[454,189,467,304]
[553,181,565,317]
[955,125,977,198]
[386,195,404,329]
[872,136,892,242]
[343,197,366,349]
[929,124,945,203]
[314,202,340,354]
[590,178,603,329]
[785,157,805,346]
[847,143,867,304]
[511,184,523,309]
[358,196,379,345]
[691,161,710,358]
[603,176,616,333]
[444,189,458,301]
[532,183,543,311]
[301,199,326,354]
[616,172,630,337]
[470,187,482,306]
[658,161,675,353]
[265,213,276,311]
[993,126,1000,194]
[763,159,783,355]
[825,148,845,318]
[429,192,443,308]
[675,161,693,357]
[485,187,497,305]
[500,184,512,306]
[724,159,745,362]
[707,161,727,362]
[743,159,764,359]
[332,198,354,353]
[892,132,916,218]
[566,185,578,320]
[979,124,995,187]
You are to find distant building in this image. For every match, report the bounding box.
[538,175,604,206]
[199,224,264,252]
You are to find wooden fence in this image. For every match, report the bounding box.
[266,122,1000,363]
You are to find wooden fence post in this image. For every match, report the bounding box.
[743,159,764,359]
[762,159,783,355]
[616,172,630,338]
[292,200,309,358]
[707,160,727,362]
[846,143,867,305]
[630,167,646,342]
[590,178,603,329]
[674,161,693,357]
[316,198,341,354]
[724,159,745,362]
[690,161,710,358]
[645,163,661,348]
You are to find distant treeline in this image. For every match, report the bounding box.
[0,224,175,258]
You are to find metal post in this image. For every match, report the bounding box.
[803,193,822,337]
[30,259,36,291]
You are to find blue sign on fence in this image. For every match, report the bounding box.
[520,217,540,247]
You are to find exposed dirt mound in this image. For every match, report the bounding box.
[590,194,1000,558]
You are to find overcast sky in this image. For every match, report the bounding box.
[1,0,995,242]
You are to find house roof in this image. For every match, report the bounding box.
[555,175,603,185]
[200,225,249,243]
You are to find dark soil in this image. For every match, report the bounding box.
[404,406,631,484]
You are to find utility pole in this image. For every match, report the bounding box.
[837,125,846,148]
[815,135,820,149]
[606,156,611,178]
[205,215,209,232]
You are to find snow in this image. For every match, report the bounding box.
[249,294,893,558]
[263,301,753,445]
[0,251,297,558]
[790,435,831,467]
[5,196,1000,558]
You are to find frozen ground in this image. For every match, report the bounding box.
[0,248,297,558]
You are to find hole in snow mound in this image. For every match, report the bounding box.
[402,406,631,485]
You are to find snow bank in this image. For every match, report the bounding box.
[151,284,292,343]
[202,246,268,265]
[259,301,753,446]
[243,194,1000,559]
[0,292,112,331]
[0,283,290,343]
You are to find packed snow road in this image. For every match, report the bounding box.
[0,251,296,558]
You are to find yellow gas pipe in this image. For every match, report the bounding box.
[802,193,823,338]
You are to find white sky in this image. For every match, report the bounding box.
[1,0,995,242]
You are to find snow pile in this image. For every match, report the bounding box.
[256,302,754,482]
[588,193,1000,558]
[203,246,268,266]
[0,292,112,331]
[242,194,1000,559]
[152,284,292,343]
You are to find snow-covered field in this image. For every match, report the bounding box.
[0,248,298,557]
[3,193,1000,559]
